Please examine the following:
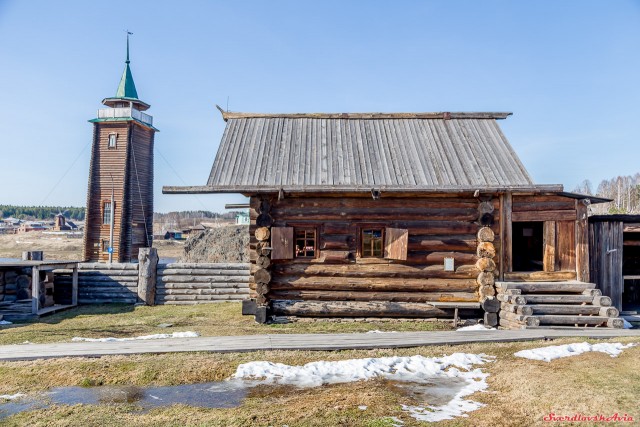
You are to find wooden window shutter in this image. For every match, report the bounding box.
[384,228,408,261]
[271,227,294,260]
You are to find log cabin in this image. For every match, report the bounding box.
[164,109,623,328]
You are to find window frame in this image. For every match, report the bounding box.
[294,227,317,259]
[359,225,385,258]
[101,239,110,253]
[281,222,318,261]
[108,133,118,149]
[102,201,113,225]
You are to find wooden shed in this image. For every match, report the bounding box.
[589,215,640,314]
[164,110,621,328]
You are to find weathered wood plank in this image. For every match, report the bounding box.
[511,210,576,222]
[270,290,479,303]
[503,271,577,281]
[543,221,556,272]
[271,300,467,318]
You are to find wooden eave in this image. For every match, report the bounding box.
[163,184,564,196]
[88,117,159,132]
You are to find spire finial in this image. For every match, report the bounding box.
[126,30,133,64]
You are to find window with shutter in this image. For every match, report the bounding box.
[362,228,384,257]
[271,227,294,260]
[294,228,316,258]
[384,228,408,261]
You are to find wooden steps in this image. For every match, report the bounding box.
[496,280,624,330]
[496,281,596,293]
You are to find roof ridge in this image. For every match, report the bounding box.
[214,106,512,121]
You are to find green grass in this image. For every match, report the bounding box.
[0,303,453,345]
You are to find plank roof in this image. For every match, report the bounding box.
[201,111,538,193]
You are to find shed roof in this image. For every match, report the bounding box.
[215,110,535,188]
[164,110,566,195]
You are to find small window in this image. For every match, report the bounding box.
[101,239,110,253]
[295,228,316,258]
[108,133,117,148]
[362,228,384,257]
[103,201,112,225]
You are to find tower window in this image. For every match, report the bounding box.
[108,133,117,148]
[103,201,112,225]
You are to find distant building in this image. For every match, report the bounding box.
[182,224,206,236]
[52,214,71,231]
[18,222,48,233]
[236,212,250,225]
[163,230,183,240]
[83,35,157,262]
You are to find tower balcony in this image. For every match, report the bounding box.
[97,107,153,126]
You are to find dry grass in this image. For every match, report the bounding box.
[0,338,639,426]
[0,231,184,261]
[0,232,83,261]
[0,303,453,345]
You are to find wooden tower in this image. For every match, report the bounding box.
[83,35,157,262]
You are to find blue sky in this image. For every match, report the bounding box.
[0,0,638,213]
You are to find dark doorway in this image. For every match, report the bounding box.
[512,221,544,271]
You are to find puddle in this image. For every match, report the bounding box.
[0,372,479,421]
[382,377,469,407]
[0,381,247,419]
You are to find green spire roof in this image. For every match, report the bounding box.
[115,33,139,99]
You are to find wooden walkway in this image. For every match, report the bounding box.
[1,329,639,361]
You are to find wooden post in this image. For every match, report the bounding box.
[137,247,158,306]
[31,266,40,314]
[71,266,78,306]
[575,200,590,282]
[503,192,512,273]
[499,194,505,281]
[543,221,556,272]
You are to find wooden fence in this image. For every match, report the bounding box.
[55,262,250,305]
[55,263,139,304]
[155,263,250,305]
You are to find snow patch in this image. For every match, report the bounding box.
[0,393,25,400]
[0,320,13,325]
[456,324,495,331]
[365,330,397,334]
[233,353,491,422]
[358,405,367,410]
[622,319,634,329]
[71,331,199,342]
[515,342,637,362]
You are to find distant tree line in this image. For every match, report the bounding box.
[574,173,640,215]
[0,205,85,220]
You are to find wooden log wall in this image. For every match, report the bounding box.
[83,121,155,263]
[0,267,36,321]
[248,194,500,318]
[55,263,139,304]
[123,124,155,260]
[83,122,130,262]
[155,263,250,305]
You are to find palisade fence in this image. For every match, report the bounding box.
[54,262,250,305]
